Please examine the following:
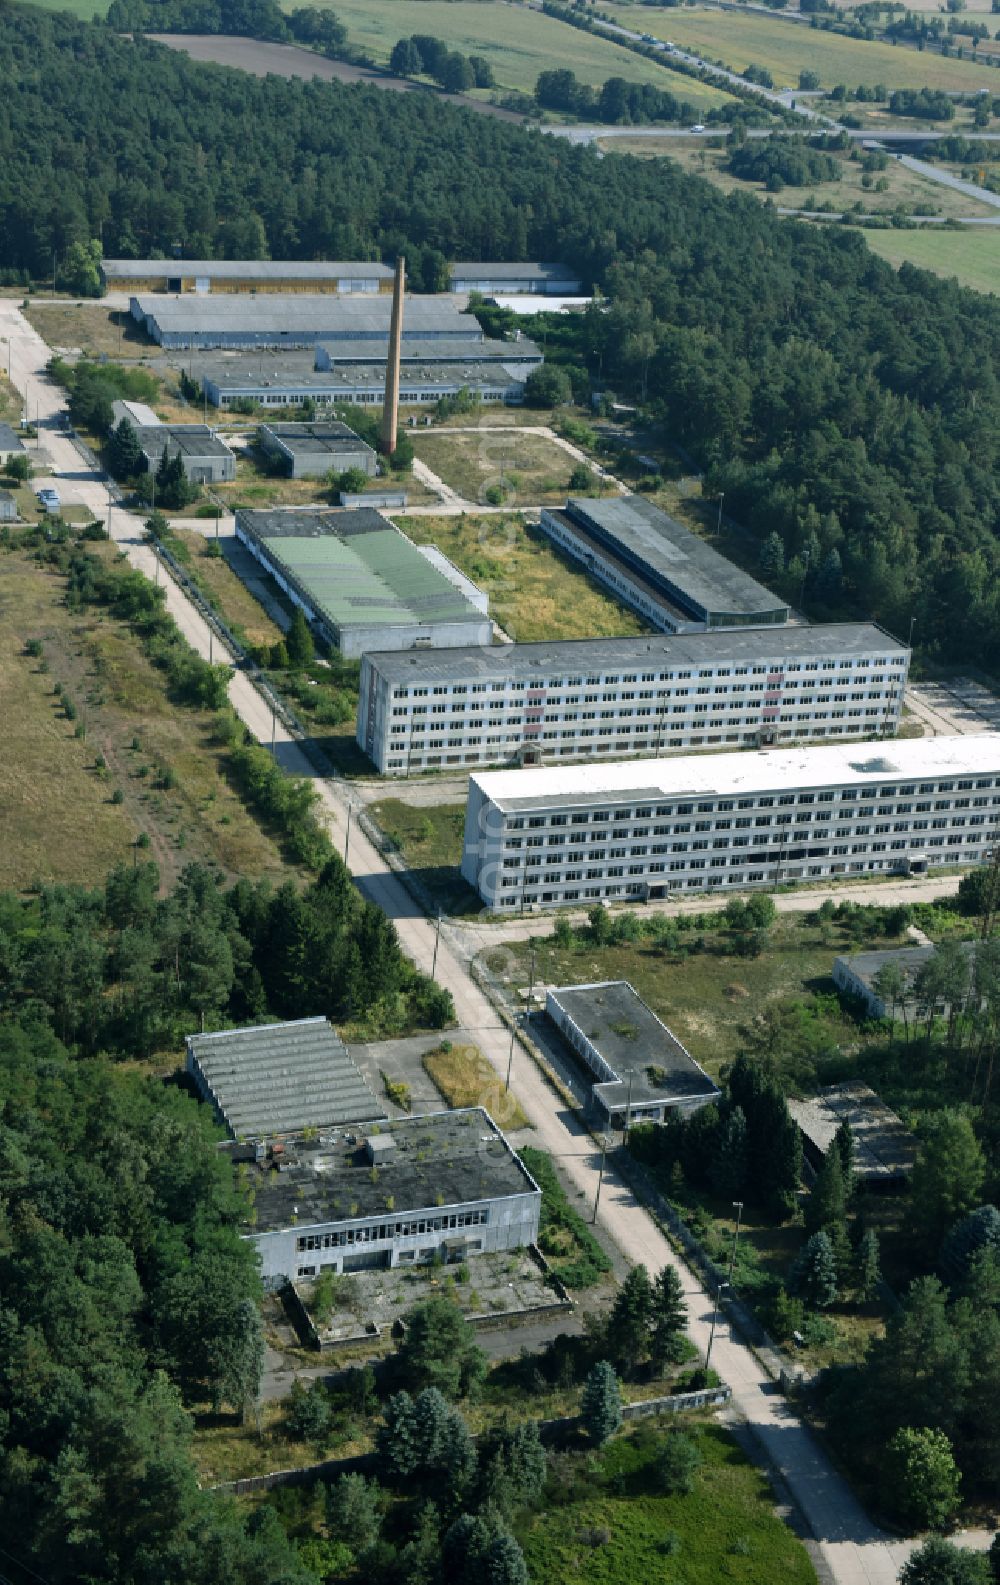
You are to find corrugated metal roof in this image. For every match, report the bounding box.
[135,424,234,460]
[238,509,487,631]
[188,1016,386,1138]
[106,258,393,280]
[135,294,477,335]
[787,1083,915,1180]
[449,262,579,282]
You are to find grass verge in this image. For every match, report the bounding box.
[520,1146,612,1289]
[368,797,481,915]
[422,1041,529,1131]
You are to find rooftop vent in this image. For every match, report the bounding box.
[852,757,899,775]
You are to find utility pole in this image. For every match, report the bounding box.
[506,1017,516,1093]
[431,910,442,979]
[592,1133,610,1224]
[623,1072,633,1144]
[716,490,725,535]
[726,1200,744,1288]
[270,703,276,752]
[344,804,352,864]
[208,629,213,665]
[526,947,536,1017]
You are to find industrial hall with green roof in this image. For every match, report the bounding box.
[234,507,492,658]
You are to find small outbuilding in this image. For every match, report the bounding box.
[0,423,26,465]
[257,420,377,480]
[788,1082,916,1185]
[0,489,17,522]
[544,980,719,1129]
[833,944,977,1021]
[135,424,236,484]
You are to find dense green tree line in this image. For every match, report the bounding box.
[0,856,450,1056]
[0,1021,312,1584]
[535,65,703,124]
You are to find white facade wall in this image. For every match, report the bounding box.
[250,1190,541,1285]
[540,507,701,633]
[461,740,1000,910]
[357,642,908,775]
[832,958,884,1017]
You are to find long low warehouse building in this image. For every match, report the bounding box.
[540,497,789,633]
[194,355,529,409]
[460,733,1000,910]
[356,623,909,774]
[104,258,394,294]
[448,262,581,295]
[131,293,482,349]
[314,335,541,369]
[235,508,491,657]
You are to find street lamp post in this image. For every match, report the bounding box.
[431,910,442,980]
[593,1133,610,1224]
[705,1280,729,1374]
[344,804,352,864]
[716,491,725,535]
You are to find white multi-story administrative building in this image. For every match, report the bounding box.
[238,1109,542,1285]
[540,497,789,633]
[461,734,1000,910]
[357,623,909,775]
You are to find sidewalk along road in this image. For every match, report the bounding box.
[2,296,983,1585]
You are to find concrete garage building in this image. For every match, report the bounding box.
[242,1108,542,1285]
[185,1016,386,1140]
[545,981,718,1128]
[235,508,491,657]
[103,259,393,295]
[788,1083,915,1184]
[356,623,909,775]
[449,262,582,295]
[135,424,236,483]
[131,293,478,350]
[258,421,377,480]
[460,733,1000,910]
[540,498,789,633]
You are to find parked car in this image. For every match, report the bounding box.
[36,485,60,513]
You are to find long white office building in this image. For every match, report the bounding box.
[460,734,1000,911]
[356,624,909,775]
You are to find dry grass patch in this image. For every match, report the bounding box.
[23,301,164,362]
[0,551,138,889]
[401,513,647,642]
[423,1041,529,1132]
[168,528,284,649]
[412,428,591,507]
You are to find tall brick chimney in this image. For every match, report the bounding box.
[380,255,405,457]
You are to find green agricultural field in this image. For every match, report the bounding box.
[606,4,999,93]
[606,135,1000,221]
[307,0,734,104]
[520,1419,817,1585]
[864,225,1000,295]
[21,0,106,15]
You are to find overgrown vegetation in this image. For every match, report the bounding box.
[520,1146,613,1289]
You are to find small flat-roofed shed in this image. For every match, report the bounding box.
[788,1082,916,1184]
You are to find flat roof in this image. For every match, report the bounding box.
[260,421,374,456]
[186,351,520,395]
[135,424,233,459]
[248,1108,538,1233]
[364,622,907,687]
[787,1083,915,1180]
[187,1016,386,1138]
[470,732,1000,812]
[547,980,718,1112]
[449,262,578,282]
[106,258,393,280]
[237,509,487,631]
[134,294,477,336]
[316,335,540,363]
[555,498,787,622]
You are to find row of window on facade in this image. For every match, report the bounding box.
[391,661,903,699]
[294,1207,489,1251]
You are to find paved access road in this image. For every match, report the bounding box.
[6,296,994,1583]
